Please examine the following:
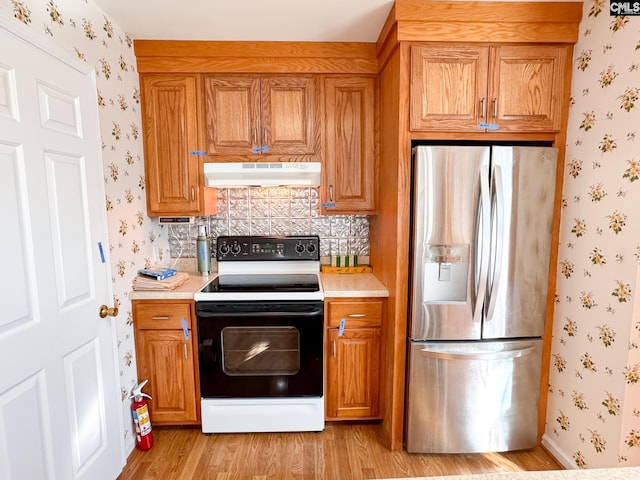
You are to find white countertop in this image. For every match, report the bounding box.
[381,467,640,480]
[129,263,389,300]
[320,272,389,298]
[129,272,214,300]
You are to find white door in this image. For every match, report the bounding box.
[0,15,124,480]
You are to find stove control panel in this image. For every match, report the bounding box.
[216,235,320,261]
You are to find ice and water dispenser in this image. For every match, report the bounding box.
[421,244,470,303]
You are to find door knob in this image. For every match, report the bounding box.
[99,305,119,318]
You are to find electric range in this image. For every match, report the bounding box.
[194,235,325,434]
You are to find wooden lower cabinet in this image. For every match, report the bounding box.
[325,298,383,420]
[133,300,200,425]
[326,327,381,419]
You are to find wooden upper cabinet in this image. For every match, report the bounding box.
[410,44,569,133]
[205,75,319,158]
[262,76,318,155]
[410,45,489,132]
[204,76,259,155]
[489,45,568,132]
[322,76,377,214]
[140,74,202,215]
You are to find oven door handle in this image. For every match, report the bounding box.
[197,309,324,318]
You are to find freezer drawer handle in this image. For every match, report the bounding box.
[419,345,537,361]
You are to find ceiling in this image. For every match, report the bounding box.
[92,0,395,43]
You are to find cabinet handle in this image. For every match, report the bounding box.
[329,185,334,202]
[480,98,486,119]
[151,316,171,321]
[252,127,258,145]
[492,98,498,119]
[183,342,188,359]
[191,186,195,202]
[348,313,366,318]
[263,128,268,146]
[332,340,336,358]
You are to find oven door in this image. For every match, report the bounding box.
[196,300,324,398]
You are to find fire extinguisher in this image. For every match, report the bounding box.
[130,379,154,451]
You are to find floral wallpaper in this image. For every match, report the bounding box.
[0,0,169,453]
[543,2,640,469]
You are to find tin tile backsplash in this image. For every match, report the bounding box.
[168,187,369,258]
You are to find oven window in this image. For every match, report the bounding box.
[221,326,300,376]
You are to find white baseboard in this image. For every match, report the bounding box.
[541,433,577,469]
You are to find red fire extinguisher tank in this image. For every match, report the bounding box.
[130,379,154,451]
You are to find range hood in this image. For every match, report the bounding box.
[204,162,321,187]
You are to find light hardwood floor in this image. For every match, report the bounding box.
[117,423,561,480]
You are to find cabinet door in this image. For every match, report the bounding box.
[326,327,381,419]
[135,329,198,424]
[141,74,201,215]
[323,76,377,213]
[488,45,568,132]
[205,76,261,154]
[410,45,489,132]
[205,75,317,156]
[261,76,318,155]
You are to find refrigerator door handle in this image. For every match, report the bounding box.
[473,165,491,325]
[420,345,537,361]
[486,164,505,322]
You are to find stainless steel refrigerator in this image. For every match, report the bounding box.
[405,145,557,454]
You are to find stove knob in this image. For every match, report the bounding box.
[219,244,230,255]
[306,243,316,253]
[230,244,241,255]
[295,243,305,254]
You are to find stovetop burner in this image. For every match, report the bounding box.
[200,274,320,293]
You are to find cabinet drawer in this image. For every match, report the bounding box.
[134,303,192,330]
[328,301,382,327]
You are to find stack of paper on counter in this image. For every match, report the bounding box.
[132,271,190,290]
